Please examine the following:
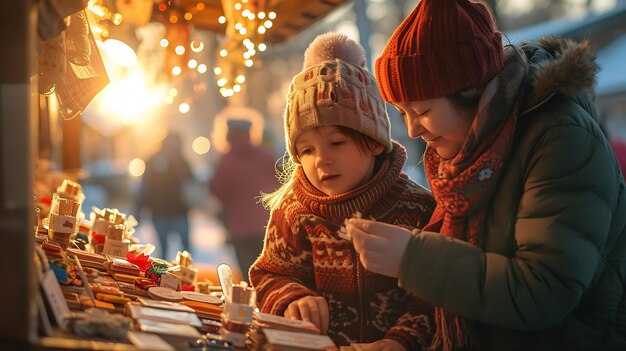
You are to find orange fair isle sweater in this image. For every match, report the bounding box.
[250,142,436,350]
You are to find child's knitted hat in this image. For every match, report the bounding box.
[375,0,504,102]
[284,32,392,162]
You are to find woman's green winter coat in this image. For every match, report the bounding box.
[400,36,626,350]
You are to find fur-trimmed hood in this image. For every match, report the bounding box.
[519,36,599,114]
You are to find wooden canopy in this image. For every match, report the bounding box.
[174,0,352,43]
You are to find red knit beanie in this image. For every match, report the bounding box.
[375,0,504,102]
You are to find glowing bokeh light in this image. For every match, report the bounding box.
[102,39,137,68]
[192,137,211,155]
[190,39,204,52]
[179,103,190,114]
[95,71,167,126]
[129,158,146,177]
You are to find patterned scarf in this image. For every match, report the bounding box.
[423,47,527,351]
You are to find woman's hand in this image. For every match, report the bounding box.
[347,219,413,278]
[284,295,329,335]
[361,339,407,351]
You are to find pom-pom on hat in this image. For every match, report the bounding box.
[284,32,392,163]
[375,0,504,102]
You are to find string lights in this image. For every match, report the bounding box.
[87,0,123,41]
[214,0,275,97]
[155,0,212,114]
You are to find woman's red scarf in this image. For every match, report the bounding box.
[422,47,527,351]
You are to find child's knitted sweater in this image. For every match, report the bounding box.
[250,142,436,350]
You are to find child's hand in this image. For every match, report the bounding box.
[362,339,407,351]
[347,219,413,278]
[284,296,329,335]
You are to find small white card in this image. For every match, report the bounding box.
[40,270,69,329]
[103,238,129,257]
[50,215,77,233]
[127,331,175,351]
[159,272,181,291]
[180,266,198,285]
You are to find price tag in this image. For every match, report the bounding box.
[180,266,198,286]
[159,272,181,291]
[103,238,129,257]
[40,270,69,329]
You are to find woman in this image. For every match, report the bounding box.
[346,0,626,350]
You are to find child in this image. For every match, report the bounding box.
[249,32,436,350]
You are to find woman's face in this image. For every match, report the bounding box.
[391,98,472,160]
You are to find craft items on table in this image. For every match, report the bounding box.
[259,329,338,351]
[220,282,256,349]
[137,297,196,313]
[135,318,202,347]
[126,331,175,351]
[180,291,223,305]
[56,179,85,206]
[135,277,158,290]
[46,193,80,249]
[32,185,236,350]
[247,312,339,350]
[148,286,184,303]
[66,248,108,271]
[180,300,224,321]
[175,250,198,288]
[63,308,131,341]
[128,304,202,328]
[145,257,170,286]
[252,312,320,334]
[116,281,150,298]
[90,217,108,254]
[103,223,129,257]
[89,207,137,255]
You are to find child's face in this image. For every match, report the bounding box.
[295,126,384,196]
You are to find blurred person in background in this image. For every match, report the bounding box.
[211,119,278,277]
[137,132,194,259]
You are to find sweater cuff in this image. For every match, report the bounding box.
[263,284,319,316]
[384,321,431,351]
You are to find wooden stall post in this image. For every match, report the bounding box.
[0,0,38,349]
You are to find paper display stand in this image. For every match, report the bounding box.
[40,270,70,329]
[217,263,234,302]
[74,255,95,300]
